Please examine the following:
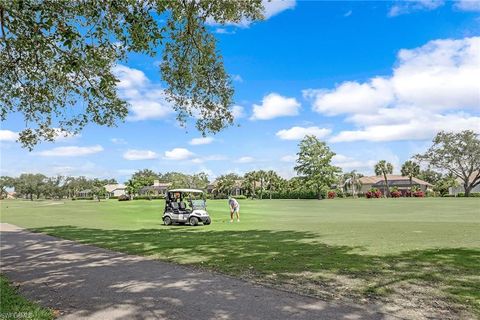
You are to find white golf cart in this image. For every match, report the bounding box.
[163,189,211,226]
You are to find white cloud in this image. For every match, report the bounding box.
[189,137,214,145]
[232,74,243,82]
[0,129,77,143]
[280,155,296,162]
[276,126,332,140]
[215,28,235,34]
[263,0,296,19]
[164,148,195,160]
[251,93,300,120]
[113,64,173,121]
[0,130,18,141]
[332,154,376,171]
[344,10,352,17]
[306,36,480,143]
[235,156,255,163]
[37,145,104,157]
[113,65,149,89]
[52,129,79,141]
[388,0,445,16]
[304,78,394,116]
[111,138,127,145]
[207,0,296,28]
[123,149,158,160]
[455,0,480,11]
[232,105,245,119]
[117,169,137,176]
[330,112,480,142]
[191,154,227,164]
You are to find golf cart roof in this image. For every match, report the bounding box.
[168,189,204,194]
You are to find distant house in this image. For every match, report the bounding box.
[449,171,480,196]
[77,189,92,198]
[3,191,16,199]
[355,175,432,195]
[139,180,171,196]
[207,179,245,196]
[104,184,127,197]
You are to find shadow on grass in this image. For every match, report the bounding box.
[33,226,479,316]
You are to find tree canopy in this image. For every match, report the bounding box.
[0,0,263,149]
[294,135,340,199]
[415,130,480,196]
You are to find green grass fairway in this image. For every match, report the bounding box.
[1,198,479,316]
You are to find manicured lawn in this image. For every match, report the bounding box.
[0,275,54,320]
[1,198,479,316]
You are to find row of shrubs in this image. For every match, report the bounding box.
[74,191,479,201]
[442,193,480,197]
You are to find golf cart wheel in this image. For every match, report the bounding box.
[204,217,211,225]
[189,217,199,226]
[163,216,172,226]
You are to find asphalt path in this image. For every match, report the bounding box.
[0,223,401,320]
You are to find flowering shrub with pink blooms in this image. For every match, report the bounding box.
[390,190,402,198]
[366,188,382,198]
[413,191,425,197]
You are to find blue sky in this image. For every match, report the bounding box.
[1,0,479,182]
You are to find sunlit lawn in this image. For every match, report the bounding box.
[1,198,479,315]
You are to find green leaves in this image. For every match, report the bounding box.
[0,0,263,149]
[415,130,480,196]
[401,160,420,180]
[294,135,341,198]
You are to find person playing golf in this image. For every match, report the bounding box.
[228,196,240,222]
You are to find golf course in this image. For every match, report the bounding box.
[1,198,479,317]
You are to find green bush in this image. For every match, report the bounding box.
[269,191,318,199]
[426,191,436,197]
[456,192,480,197]
[73,197,94,200]
[132,195,165,200]
[334,188,345,198]
[234,195,247,200]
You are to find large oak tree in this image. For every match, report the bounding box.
[0,0,263,149]
[415,130,480,197]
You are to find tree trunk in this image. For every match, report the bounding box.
[260,181,263,200]
[383,173,390,198]
[409,176,413,197]
[269,185,272,200]
[464,183,472,197]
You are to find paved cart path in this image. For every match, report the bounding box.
[1,223,401,320]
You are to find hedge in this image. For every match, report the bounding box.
[455,192,480,197]
[132,195,165,200]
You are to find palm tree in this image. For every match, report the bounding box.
[242,171,258,199]
[344,170,361,198]
[256,170,267,200]
[265,170,280,200]
[401,160,420,193]
[374,160,393,197]
[216,174,236,196]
